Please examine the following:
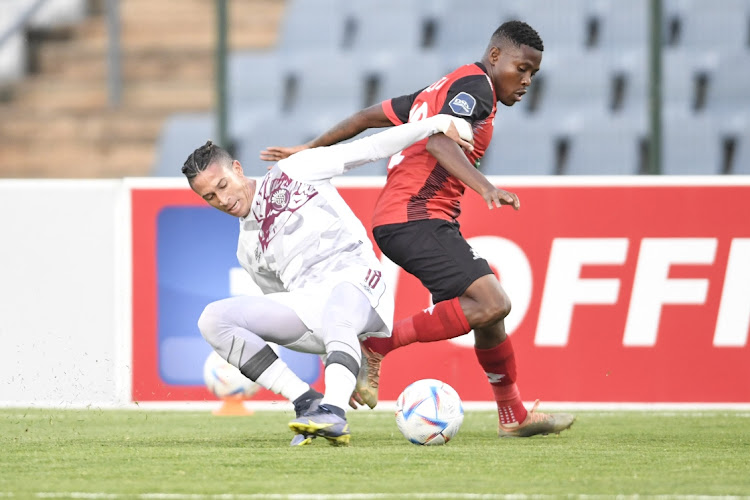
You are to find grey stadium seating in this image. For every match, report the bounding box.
[276,0,349,54]
[662,110,723,175]
[153,0,750,176]
[482,113,558,176]
[565,114,646,175]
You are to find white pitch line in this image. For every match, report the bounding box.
[5,401,750,412]
[18,493,750,500]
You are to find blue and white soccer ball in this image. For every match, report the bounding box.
[203,351,260,399]
[395,379,464,445]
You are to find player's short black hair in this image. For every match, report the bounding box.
[492,20,544,52]
[181,140,233,180]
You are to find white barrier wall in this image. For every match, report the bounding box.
[0,180,129,406]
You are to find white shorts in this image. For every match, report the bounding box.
[265,263,394,354]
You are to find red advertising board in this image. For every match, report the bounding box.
[132,180,750,403]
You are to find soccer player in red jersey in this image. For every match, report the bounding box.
[261,21,575,438]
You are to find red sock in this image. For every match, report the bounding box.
[474,337,528,426]
[363,298,471,356]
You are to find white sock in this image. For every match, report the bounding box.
[255,359,309,402]
[320,363,356,412]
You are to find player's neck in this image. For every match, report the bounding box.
[245,177,257,200]
[478,59,498,102]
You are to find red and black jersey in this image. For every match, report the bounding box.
[373,62,496,228]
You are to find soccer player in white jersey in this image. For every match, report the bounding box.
[181,115,473,446]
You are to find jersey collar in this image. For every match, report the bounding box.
[474,62,496,101]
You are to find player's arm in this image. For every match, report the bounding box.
[259,104,393,162]
[426,135,518,210]
[279,115,473,183]
[260,89,420,162]
[427,77,520,211]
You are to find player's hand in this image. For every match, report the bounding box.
[443,121,474,153]
[482,187,520,211]
[259,144,309,162]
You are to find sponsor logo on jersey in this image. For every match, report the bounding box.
[270,188,290,211]
[449,92,476,116]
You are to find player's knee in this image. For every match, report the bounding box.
[473,291,511,327]
[197,301,224,345]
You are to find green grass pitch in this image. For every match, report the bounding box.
[1,409,749,499]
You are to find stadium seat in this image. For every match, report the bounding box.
[565,114,646,175]
[662,110,722,175]
[706,51,750,125]
[611,50,648,117]
[280,53,366,118]
[345,0,442,54]
[229,52,366,138]
[533,49,613,118]
[277,0,349,53]
[436,0,506,60]
[663,49,719,114]
[592,0,649,50]
[503,0,591,49]
[228,52,287,138]
[153,113,216,177]
[664,0,750,51]
[235,118,302,173]
[0,1,27,85]
[228,52,285,113]
[731,124,750,174]
[482,113,558,175]
[369,52,443,103]
[236,115,325,173]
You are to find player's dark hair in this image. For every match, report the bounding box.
[181,140,233,180]
[492,20,544,52]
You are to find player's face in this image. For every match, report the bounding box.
[190,160,255,218]
[489,43,543,107]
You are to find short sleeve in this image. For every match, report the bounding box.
[438,74,495,124]
[382,87,423,125]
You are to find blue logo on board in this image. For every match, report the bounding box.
[156,206,321,386]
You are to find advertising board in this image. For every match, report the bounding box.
[131,179,750,403]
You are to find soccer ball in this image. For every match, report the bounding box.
[203,351,260,399]
[395,378,464,445]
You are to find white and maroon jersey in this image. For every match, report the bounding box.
[236,140,392,334]
[234,115,471,334]
[238,162,381,295]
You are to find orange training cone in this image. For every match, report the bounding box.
[212,395,254,416]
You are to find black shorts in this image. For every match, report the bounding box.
[373,219,493,304]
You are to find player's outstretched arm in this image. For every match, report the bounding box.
[259,104,393,162]
[278,115,473,183]
[426,134,520,211]
[346,115,473,168]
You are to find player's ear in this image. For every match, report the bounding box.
[488,45,502,63]
[232,160,244,176]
